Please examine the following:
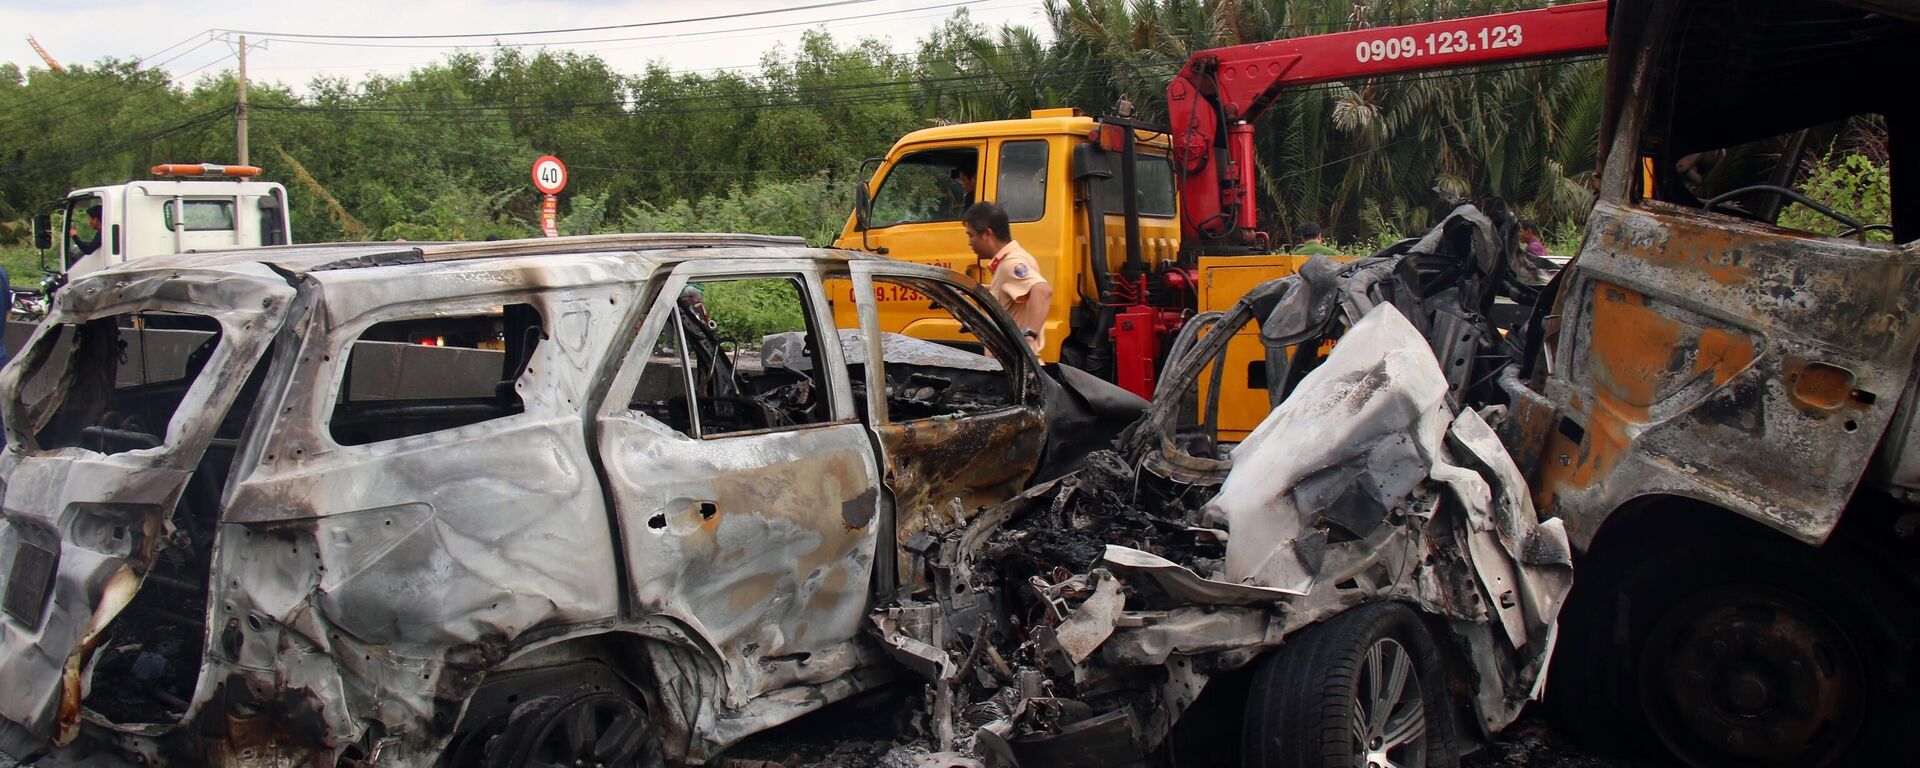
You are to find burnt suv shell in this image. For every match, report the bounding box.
[0,234,1123,766]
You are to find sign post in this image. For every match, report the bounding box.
[531,155,568,237]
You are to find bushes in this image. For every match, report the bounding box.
[617,176,852,246]
[1779,152,1891,241]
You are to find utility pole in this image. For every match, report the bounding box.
[236,34,249,166]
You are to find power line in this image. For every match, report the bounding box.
[242,54,1590,125]
[244,0,1011,52]
[0,32,217,132]
[248,56,1146,117]
[215,0,891,40]
[9,107,233,176]
[0,46,238,145]
[253,9,1044,106]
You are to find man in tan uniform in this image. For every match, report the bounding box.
[964,202,1051,355]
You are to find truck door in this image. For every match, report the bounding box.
[58,194,110,278]
[1539,57,1919,546]
[595,261,883,704]
[836,143,984,336]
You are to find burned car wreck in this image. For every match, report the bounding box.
[0,234,1142,767]
[862,203,1575,766]
[0,214,1569,768]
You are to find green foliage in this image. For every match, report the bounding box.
[697,279,809,347]
[376,170,532,242]
[619,177,852,246]
[0,244,45,284]
[1,2,1636,254]
[1779,153,1892,242]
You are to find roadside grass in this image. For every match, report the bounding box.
[0,245,46,287]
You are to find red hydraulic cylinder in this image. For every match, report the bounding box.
[1228,121,1258,234]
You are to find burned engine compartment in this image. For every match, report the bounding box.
[865,202,1575,766]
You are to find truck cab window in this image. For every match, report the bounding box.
[63,195,105,267]
[1636,5,1908,244]
[996,141,1049,222]
[1097,154,1178,217]
[871,147,980,228]
[164,200,237,232]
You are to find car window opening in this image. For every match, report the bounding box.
[329,303,544,446]
[18,312,223,455]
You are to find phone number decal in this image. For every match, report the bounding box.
[1354,23,1524,63]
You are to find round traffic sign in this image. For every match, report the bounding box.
[532,155,568,195]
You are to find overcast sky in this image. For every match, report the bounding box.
[3,0,1049,90]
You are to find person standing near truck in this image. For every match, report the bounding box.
[965,202,1051,355]
[1293,222,1339,255]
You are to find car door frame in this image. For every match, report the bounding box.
[842,260,1049,596]
[593,257,886,715]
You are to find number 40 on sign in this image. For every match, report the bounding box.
[532,155,567,237]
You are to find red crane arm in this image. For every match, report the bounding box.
[1166,0,1610,248]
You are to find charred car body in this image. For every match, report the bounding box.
[836,158,1589,763]
[0,234,1143,766]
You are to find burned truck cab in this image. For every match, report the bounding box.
[1509,1,1920,765]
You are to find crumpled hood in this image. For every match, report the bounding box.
[1212,303,1455,593]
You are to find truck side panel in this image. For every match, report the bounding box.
[1538,199,1920,548]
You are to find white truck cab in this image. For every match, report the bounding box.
[47,163,291,286]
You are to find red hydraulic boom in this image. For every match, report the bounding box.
[1166,0,1610,251]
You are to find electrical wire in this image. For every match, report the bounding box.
[0,35,223,134]
[215,0,891,40]
[8,107,233,176]
[243,55,1588,126]
[0,30,211,118]
[244,0,1012,51]
[0,47,239,147]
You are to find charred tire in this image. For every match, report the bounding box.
[1556,525,1914,768]
[1241,601,1459,768]
[482,684,664,768]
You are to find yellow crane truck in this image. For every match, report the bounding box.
[835,2,1610,439]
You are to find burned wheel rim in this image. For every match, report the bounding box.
[518,691,652,768]
[1353,637,1428,768]
[1640,586,1863,767]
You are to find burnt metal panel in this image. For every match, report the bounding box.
[0,263,295,743]
[1540,200,1920,546]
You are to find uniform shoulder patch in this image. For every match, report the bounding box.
[1013,263,1030,279]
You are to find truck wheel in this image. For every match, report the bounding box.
[1241,602,1459,768]
[1639,584,1863,767]
[484,685,664,768]
[1577,527,1914,768]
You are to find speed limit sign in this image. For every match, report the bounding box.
[531,155,568,195]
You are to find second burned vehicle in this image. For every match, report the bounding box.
[864,202,1574,767]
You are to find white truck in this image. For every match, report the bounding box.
[30,163,292,294]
